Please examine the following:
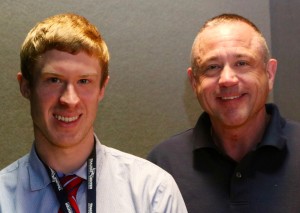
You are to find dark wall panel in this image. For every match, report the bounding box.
[270,0,300,121]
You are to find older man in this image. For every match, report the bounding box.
[148,13,300,213]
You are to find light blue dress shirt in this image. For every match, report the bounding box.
[0,135,187,213]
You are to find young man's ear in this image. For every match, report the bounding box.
[17,72,31,99]
[98,76,110,102]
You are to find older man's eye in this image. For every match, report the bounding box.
[203,64,222,74]
[236,61,248,66]
[207,65,220,70]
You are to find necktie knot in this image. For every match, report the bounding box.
[58,174,83,213]
[60,175,83,197]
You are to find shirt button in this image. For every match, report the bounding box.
[236,172,242,178]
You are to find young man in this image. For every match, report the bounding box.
[0,13,187,213]
[148,13,300,212]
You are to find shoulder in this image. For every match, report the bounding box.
[267,104,300,143]
[96,145,187,212]
[100,145,171,177]
[284,119,300,129]
[0,154,29,208]
[98,144,179,194]
[148,128,194,159]
[94,136,174,182]
[153,129,193,151]
[0,154,30,190]
[99,145,174,179]
[283,119,300,140]
[0,154,29,177]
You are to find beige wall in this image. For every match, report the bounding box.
[0,0,271,168]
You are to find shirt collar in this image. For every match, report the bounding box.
[28,146,51,191]
[28,135,103,191]
[56,163,87,180]
[192,112,216,150]
[257,104,287,150]
[192,104,287,151]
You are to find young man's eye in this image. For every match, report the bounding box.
[79,79,90,84]
[48,77,61,83]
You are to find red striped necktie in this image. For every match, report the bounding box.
[58,174,83,213]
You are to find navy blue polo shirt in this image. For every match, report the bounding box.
[148,104,300,213]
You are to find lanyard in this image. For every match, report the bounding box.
[45,141,97,213]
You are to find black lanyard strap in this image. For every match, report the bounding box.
[87,141,96,213]
[48,167,75,213]
[45,140,97,213]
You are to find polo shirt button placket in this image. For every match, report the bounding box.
[230,170,249,211]
[236,172,242,179]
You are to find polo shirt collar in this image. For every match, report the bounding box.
[257,104,286,150]
[192,112,216,150]
[192,104,287,151]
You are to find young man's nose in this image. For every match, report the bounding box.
[59,84,80,106]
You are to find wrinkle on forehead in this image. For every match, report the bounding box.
[192,23,263,68]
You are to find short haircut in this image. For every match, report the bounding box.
[20,13,110,88]
[191,13,270,74]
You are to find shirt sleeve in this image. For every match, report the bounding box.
[151,172,188,213]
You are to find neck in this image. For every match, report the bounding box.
[35,134,95,174]
[211,110,270,162]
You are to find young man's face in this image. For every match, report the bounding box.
[188,22,277,129]
[19,49,107,148]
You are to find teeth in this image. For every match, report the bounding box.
[55,115,79,122]
[221,95,240,100]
